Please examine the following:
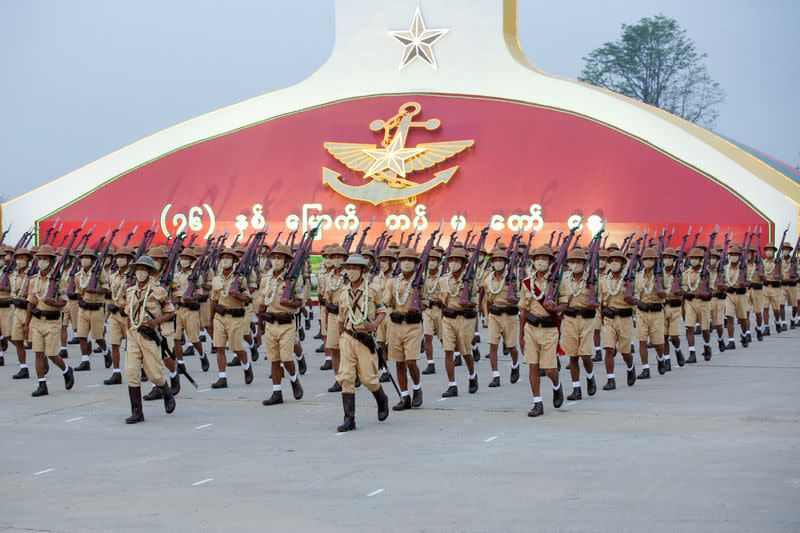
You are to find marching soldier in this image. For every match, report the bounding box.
[708,247,729,352]
[104,246,134,385]
[599,250,637,389]
[5,248,33,378]
[172,247,210,373]
[438,247,479,397]
[123,256,176,423]
[208,248,254,389]
[761,242,785,333]
[518,246,564,417]
[661,247,684,368]
[383,248,424,410]
[25,245,75,397]
[592,248,609,362]
[316,245,331,360]
[745,248,765,341]
[723,244,750,349]
[681,248,713,362]
[73,248,111,371]
[422,249,443,374]
[781,242,798,328]
[259,244,304,406]
[633,247,668,376]
[482,249,521,387]
[323,245,348,392]
[336,254,389,432]
[372,248,396,383]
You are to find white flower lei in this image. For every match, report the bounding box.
[724,265,738,286]
[445,272,463,298]
[529,274,547,302]
[127,283,154,329]
[564,271,586,298]
[746,263,756,282]
[344,283,370,327]
[763,259,775,276]
[604,272,625,296]
[34,274,49,301]
[686,269,700,292]
[394,276,413,307]
[327,270,344,293]
[77,268,91,290]
[262,268,281,307]
[486,267,507,295]
[662,270,674,293]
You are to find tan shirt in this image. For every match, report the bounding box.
[557,272,591,309]
[210,271,250,309]
[125,281,174,327]
[337,282,385,331]
[681,268,704,295]
[599,272,632,309]
[383,274,417,313]
[482,269,518,308]
[437,272,478,311]
[8,267,30,300]
[634,270,663,304]
[74,267,108,303]
[323,270,346,309]
[519,274,549,317]
[762,258,781,282]
[259,268,302,315]
[28,272,63,312]
[108,268,130,307]
[423,267,442,305]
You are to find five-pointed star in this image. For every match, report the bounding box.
[361,133,425,180]
[388,6,449,70]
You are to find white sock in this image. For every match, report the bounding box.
[552,382,561,390]
[61,366,70,375]
[273,384,282,392]
[594,346,601,353]
[607,373,615,379]
[469,372,477,380]
[39,378,46,382]
[448,381,457,387]
[401,390,410,397]
[757,326,764,333]
[642,364,650,369]
[626,365,633,371]
[296,354,304,360]
[289,373,297,383]
[572,381,580,388]
[59,346,67,352]
[412,382,421,390]
[454,351,461,357]
[81,355,90,362]
[169,370,177,378]
[20,363,28,369]
[325,356,332,361]
[492,370,500,378]
[113,368,121,373]
[703,341,710,347]
[177,360,185,366]
[243,362,251,371]
[586,372,593,380]
[533,396,542,403]
[511,361,519,369]
[219,372,227,378]
[689,347,695,352]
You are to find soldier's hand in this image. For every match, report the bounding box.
[657,290,668,298]
[543,301,556,313]
[624,295,637,305]
[519,338,525,352]
[23,324,29,339]
[362,320,378,333]
[586,302,599,310]
[43,297,58,307]
[145,319,158,330]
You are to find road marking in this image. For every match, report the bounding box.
[334,432,345,437]
[192,478,214,486]
[66,416,83,422]
[195,423,212,429]
[567,402,577,406]
[314,393,327,397]
[437,398,448,402]
[197,388,210,392]
[86,384,100,388]
[34,468,54,476]
[484,436,498,443]
[367,488,384,497]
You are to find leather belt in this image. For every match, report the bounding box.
[726,287,747,295]
[488,305,519,316]
[13,299,28,309]
[636,302,663,313]
[602,307,633,318]
[325,303,340,315]
[524,313,558,328]
[442,308,478,319]
[32,309,61,320]
[263,312,294,325]
[215,305,245,318]
[666,299,682,308]
[563,307,596,319]
[750,283,763,290]
[389,311,422,324]
[178,302,201,311]
[765,281,782,288]
[78,301,103,311]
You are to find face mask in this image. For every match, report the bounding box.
[663,257,674,267]
[116,257,128,268]
[598,259,606,269]
[220,258,233,270]
[15,259,28,269]
[710,258,718,267]
[271,257,285,271]
[400,259,416,273]
[766,250,774,259]
[569,262,584,274]
[428,260,439,271]
[346,268,361,282]
[533,259,549,272]
[730,255,739,264]
[643,259,655,269]
[180,258,192,268]
[104,257,111,267]
[323,259,333,269]
[81,258,92,268]
[38,259,51,270]
[690,258,700,267]
[135,270,150,283]
[380,260,391,272]
[784,251,791,260]
[449,260,462,273]
[492,260,505,272]
[609,262,622,273]
[332,257,344,268]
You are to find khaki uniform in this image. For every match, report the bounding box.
[483,270,519,348]
[336,282,385,394]
[107,268,130,345]
[599,273,634,350]
[722,265,749,320]
[74,267,108,339]
[260,270,302,363]
[709,270,727,327]
[371,271,392,344]
[0,273,18,338]
[210,271,250,352]
[782,259,798,307]
[383,275,422,362]
[317,264,328,339]
[558,272,596,356]
[323,270,346,350]
[172,268,202,344]
[124,281,174,387]
[437,272,478,354]
[762,258,784,310]
[422,270,442,337]
[634,271,665,342]
[28,272,63,356]
[681,268,711,329]
[519,275,558,369]
[661,268,683,336]
[9,268,31,342]
[746,262,765,313]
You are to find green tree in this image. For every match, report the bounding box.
[579,15,725,128]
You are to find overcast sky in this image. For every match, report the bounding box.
[2,0,798,200]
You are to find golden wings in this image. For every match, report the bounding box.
[323,140,474,176]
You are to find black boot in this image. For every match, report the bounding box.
[527,402,544,417]
[170,373,181,395]
[587,376,597,396]
[74,360,91,371]
[676,349,685,367]
[250,345,259,361]
[422,362,436,375]
[244,364,254,385]
[502,342,509,356]
[31,381,48,397]
[103,350,112,369]
[315,344,325,353]
[392,395,411,411]
[200,334,207,342]
[355,376,361,388]
[228,357,241,367]
[703,345,712,361]
[313,332,322,340]
[63,367,74,390]
[200,355,210,372]
[552,383,564,408]
[567,386,582,401]
[211,377,227,389]
[297,356,307,375]
[420,339,425,354]
[290,378,303,400]
[756,328,764,341]
[411,387,423,408]
[183,345,196,356]
[93,344,103,354]
[58,348,68,358]
[143,385,162,400]
[657,358,666,375]
[298,328,305,342]
[373,387,389,421]
[68,337,80,345]
[472,345,481,362]
[510,365,520,384]
[637,368,650,380]
[305,318,311,330]
[454,354,463,367]
[320,359,332,370]
[686,350,697,364]
[626,367,637,387]
[665,358,672,372]
[103,371,122,385]
[603,378,616,390]
[141,368,149,382]
[718,339,726,352]
[726,340,736,350]
[337,393,356,432]
[379,370,390,383]
[442,385,458,398]
[328,381,342,393]
[763,326,771,337]
[468,374,479,394]
[126,386,144,423]
[160,383,176,414]
[592,349,602,362]
[13,367,29,379]
[262,390,284,405]
[488,376,500,388]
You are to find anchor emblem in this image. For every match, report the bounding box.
[322,102,475,206]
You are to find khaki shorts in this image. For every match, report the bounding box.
[442,315,476,354]
[636,309,665,343]
[387,322,422,362]
[684,298,710,330]
[748,288,764,314]
[77,307,105,339]
[0,306,13,338]
[560,314,594,356]
[337,332,379,394]
[423,305,442,337]
[175,306,201,343]
[710,297,726,327]
[65,300,79,329]
[664,305,682,337]
[265,321,295,363]
[487,312,519,348]
[725,293,748,320]
[213,312,246,352]
[200,299,211,329]
[11,307,28,342]
[763,285,784,310]
[125,328,166,387]
[325,312,341,350]
[783,285,798,307]
[30,316,61,356]
[320,306,328,337]
[376,313,389,344]
[603,315,633,351]
[108,312,128,346]
[523,323,558,368]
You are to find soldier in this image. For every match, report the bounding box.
[633,247,668,377]
[708,247,729,352]
[123,256,176,423]
[208,248,254,389]
[336,254,389,432]
[660,247,685,368]
[104,246,134,385]
[598,250,637,389]
[259,244,304,405]
[372,248,396,383]
[518,246,564,417]
[72,248,111,371]
[681,248,713,363]
[723,244,750,349]
[438,247,480,397]
[482,249,521,387]
[592,248,609,362]
[781,242,798,328]
[383,247,424,410]
[25,245,75,397]
[172,248,210,373]
[316,245,331,359]
[421,249,443,374]
[745,248,765,341]
[548,247,597,401]
[2,248,33,377]
[761,242,785,334]
[323,245,348,392]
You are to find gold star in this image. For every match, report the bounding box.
[389,7,449,71]
[361,133,425,180]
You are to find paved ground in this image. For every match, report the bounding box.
[0,320,798,533]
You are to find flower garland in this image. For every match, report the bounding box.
[76,269,91,290]
[604,272,625,296]
[127,283,154,329]
[486,268,507,295]
[262,268,281,307]
[564,271,586,298]
[344,283,370,327]
[445,272,463,298]
[394,276,413,307]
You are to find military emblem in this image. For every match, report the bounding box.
[322,102,475,206]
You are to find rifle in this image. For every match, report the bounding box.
[670,226,692,296]
[773,225,789,279]
[412,231,423,251]
[737,231,756,286]
[571,230,584,250]
[87,220,124,291]
[0,226,37,291]
[342,230,357,254]
[157,232,186,291]
[548,224,559,248]
[355,218,375,254]
[754,227,765,277]
[65,224,95,296]
[686,225,703,262]
[439,230,459,275]
[459,226,489,306]
[121,224,138,247]
[585,223,606,306]
[505,231,522,302]
[463,225,475,249]
[624,235,644,300]
[183,235,216,300]
[229,230,267,298]
[543,222,580,304]
[409,221,442,312]
[788,236,800,280]
[715,231,731,291]
[281,222,323,304]
[126,225,154,288]
[0,224,11,248]
[665,227,675,249]
[45,221,86,299]
[620,229,637,254]
[40,218,59,246]
[435,232,444,248]
[555,230,564,249]
[698,226,719,296]
[652,227,667,293]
